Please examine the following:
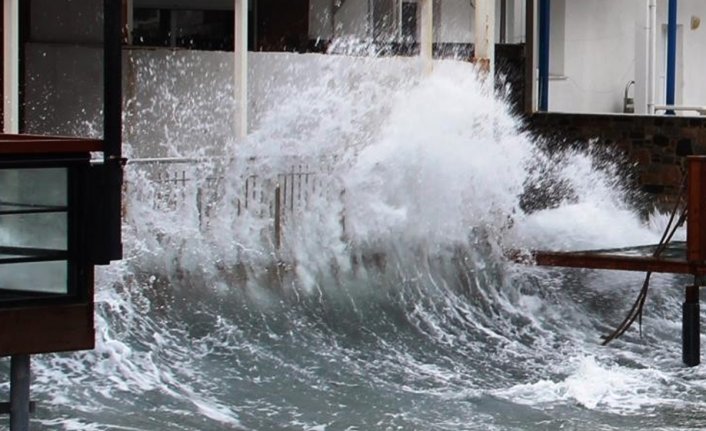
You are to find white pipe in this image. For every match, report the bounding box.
[234,0,248,138]
[420,0,433,75]
[647,0,656,114]
[474,0,495,77]
[3,0,19,133]
[654,105,706,115]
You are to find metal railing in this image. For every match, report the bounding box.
[125,156,338,249]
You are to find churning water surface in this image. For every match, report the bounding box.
[1,54,702,431]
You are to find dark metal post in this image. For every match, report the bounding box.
[499,0,507,44]
[683,285,700,367]
[665,0,677,115]
[102,0,123,262]
[274,185,282,250]
[10,355,30,431]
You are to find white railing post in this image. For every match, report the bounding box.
[3,0,19,133]
[234,0,248,138]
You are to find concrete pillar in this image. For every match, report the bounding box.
[3,0,19,133]
[419,0,433,75]
[474,0,495,77]
[234,0,248,138]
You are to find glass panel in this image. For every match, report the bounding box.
[0,167,69,296]
[0,168,67,207]
[0,212,67,250]
[0,261,67,294]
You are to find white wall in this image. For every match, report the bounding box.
[671,0,706,109]
[23,46,425,158]
[335,0,370,39]
[308,0,494,45]
[309,0,334,41]
[548,0,639,113]
[438,0,473,43]
[547,0,706,114]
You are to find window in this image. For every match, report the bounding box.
[132,8,234,50]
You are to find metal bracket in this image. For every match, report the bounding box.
[0,402,36,415]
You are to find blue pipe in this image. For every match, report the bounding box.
[538,0,550,111]
[666,0,677,115]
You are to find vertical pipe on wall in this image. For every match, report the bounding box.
[234,0,248,138]
[647,0,657,114]
[538,0,550,111]
[666,0,677,114]
[3,0,19,133]
[419,0,433,75]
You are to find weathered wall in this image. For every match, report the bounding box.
[528,112,706,209]
[547,0,706,115]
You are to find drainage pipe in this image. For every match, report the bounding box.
[666,0,677,115]
[538,0,550,111]
[648,0,657,114]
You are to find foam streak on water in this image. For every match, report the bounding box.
[0,52,700,431]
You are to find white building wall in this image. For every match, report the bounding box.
[548,0,639,113]
[308,0,480,44]
[335,0,370,39]
[438,0,473,43]
[309,0,335,41]
[548,0,706,114]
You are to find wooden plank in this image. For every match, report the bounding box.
[688,157,706,263]
[515,250,706,275]
[0,303,94,356]
[0,134,102,154]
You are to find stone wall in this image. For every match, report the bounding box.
[527,112,706,210]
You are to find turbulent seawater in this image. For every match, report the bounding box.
[0,54,702,430]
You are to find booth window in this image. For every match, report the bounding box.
[0,167,70,300]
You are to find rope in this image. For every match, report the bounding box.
[601,175,688,345]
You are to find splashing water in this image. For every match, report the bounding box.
[1,51,702,431]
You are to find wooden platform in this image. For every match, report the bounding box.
[522,248,705,275]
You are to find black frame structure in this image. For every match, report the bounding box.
[1,1,123,429]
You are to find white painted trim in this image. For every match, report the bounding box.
[234,0,248,138]
[3,0,19,133]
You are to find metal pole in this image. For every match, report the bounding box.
[538,0,550,111]
[666,0,677,115]
[683,285,700,367]
[10,355,30,431]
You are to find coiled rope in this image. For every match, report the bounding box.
[601,175,688,345]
